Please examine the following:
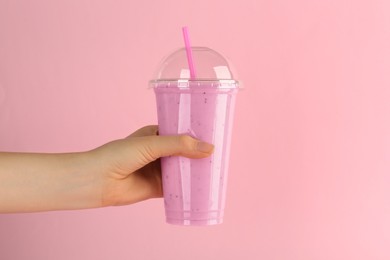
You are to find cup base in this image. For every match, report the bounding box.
[165,210,224,226]
[166,218,223,226]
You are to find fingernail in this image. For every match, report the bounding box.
[196,141,214,153]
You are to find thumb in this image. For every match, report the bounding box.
[134,135,214,163]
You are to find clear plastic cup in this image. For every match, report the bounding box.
[150,47,240,226]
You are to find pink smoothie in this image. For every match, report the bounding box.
[154,81,238,225]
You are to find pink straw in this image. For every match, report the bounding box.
[182,26,197,79]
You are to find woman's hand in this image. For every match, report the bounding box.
[0,125,214,213]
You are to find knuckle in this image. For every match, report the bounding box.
[138,137,158,163]
[178,135,196,151]
[143,125,158,134]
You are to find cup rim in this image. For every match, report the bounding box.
[149,79,242,89]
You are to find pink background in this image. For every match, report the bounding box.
[1,0,390,259]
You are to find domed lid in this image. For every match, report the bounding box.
[150,47,239,86]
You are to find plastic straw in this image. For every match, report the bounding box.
[182,26,197,79]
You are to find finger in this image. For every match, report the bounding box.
[128,125,158,138]
[134,135,214,163]
[134,159,163,198]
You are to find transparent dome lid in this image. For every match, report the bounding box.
[150,47,239,86]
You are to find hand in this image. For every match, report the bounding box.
[88,125,214,207]
[0,125,214,213]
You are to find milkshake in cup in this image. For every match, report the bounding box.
[150,29,240,225]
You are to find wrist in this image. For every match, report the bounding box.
[64,151,104,210]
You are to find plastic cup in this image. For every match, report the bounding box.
[150,47,240,226]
